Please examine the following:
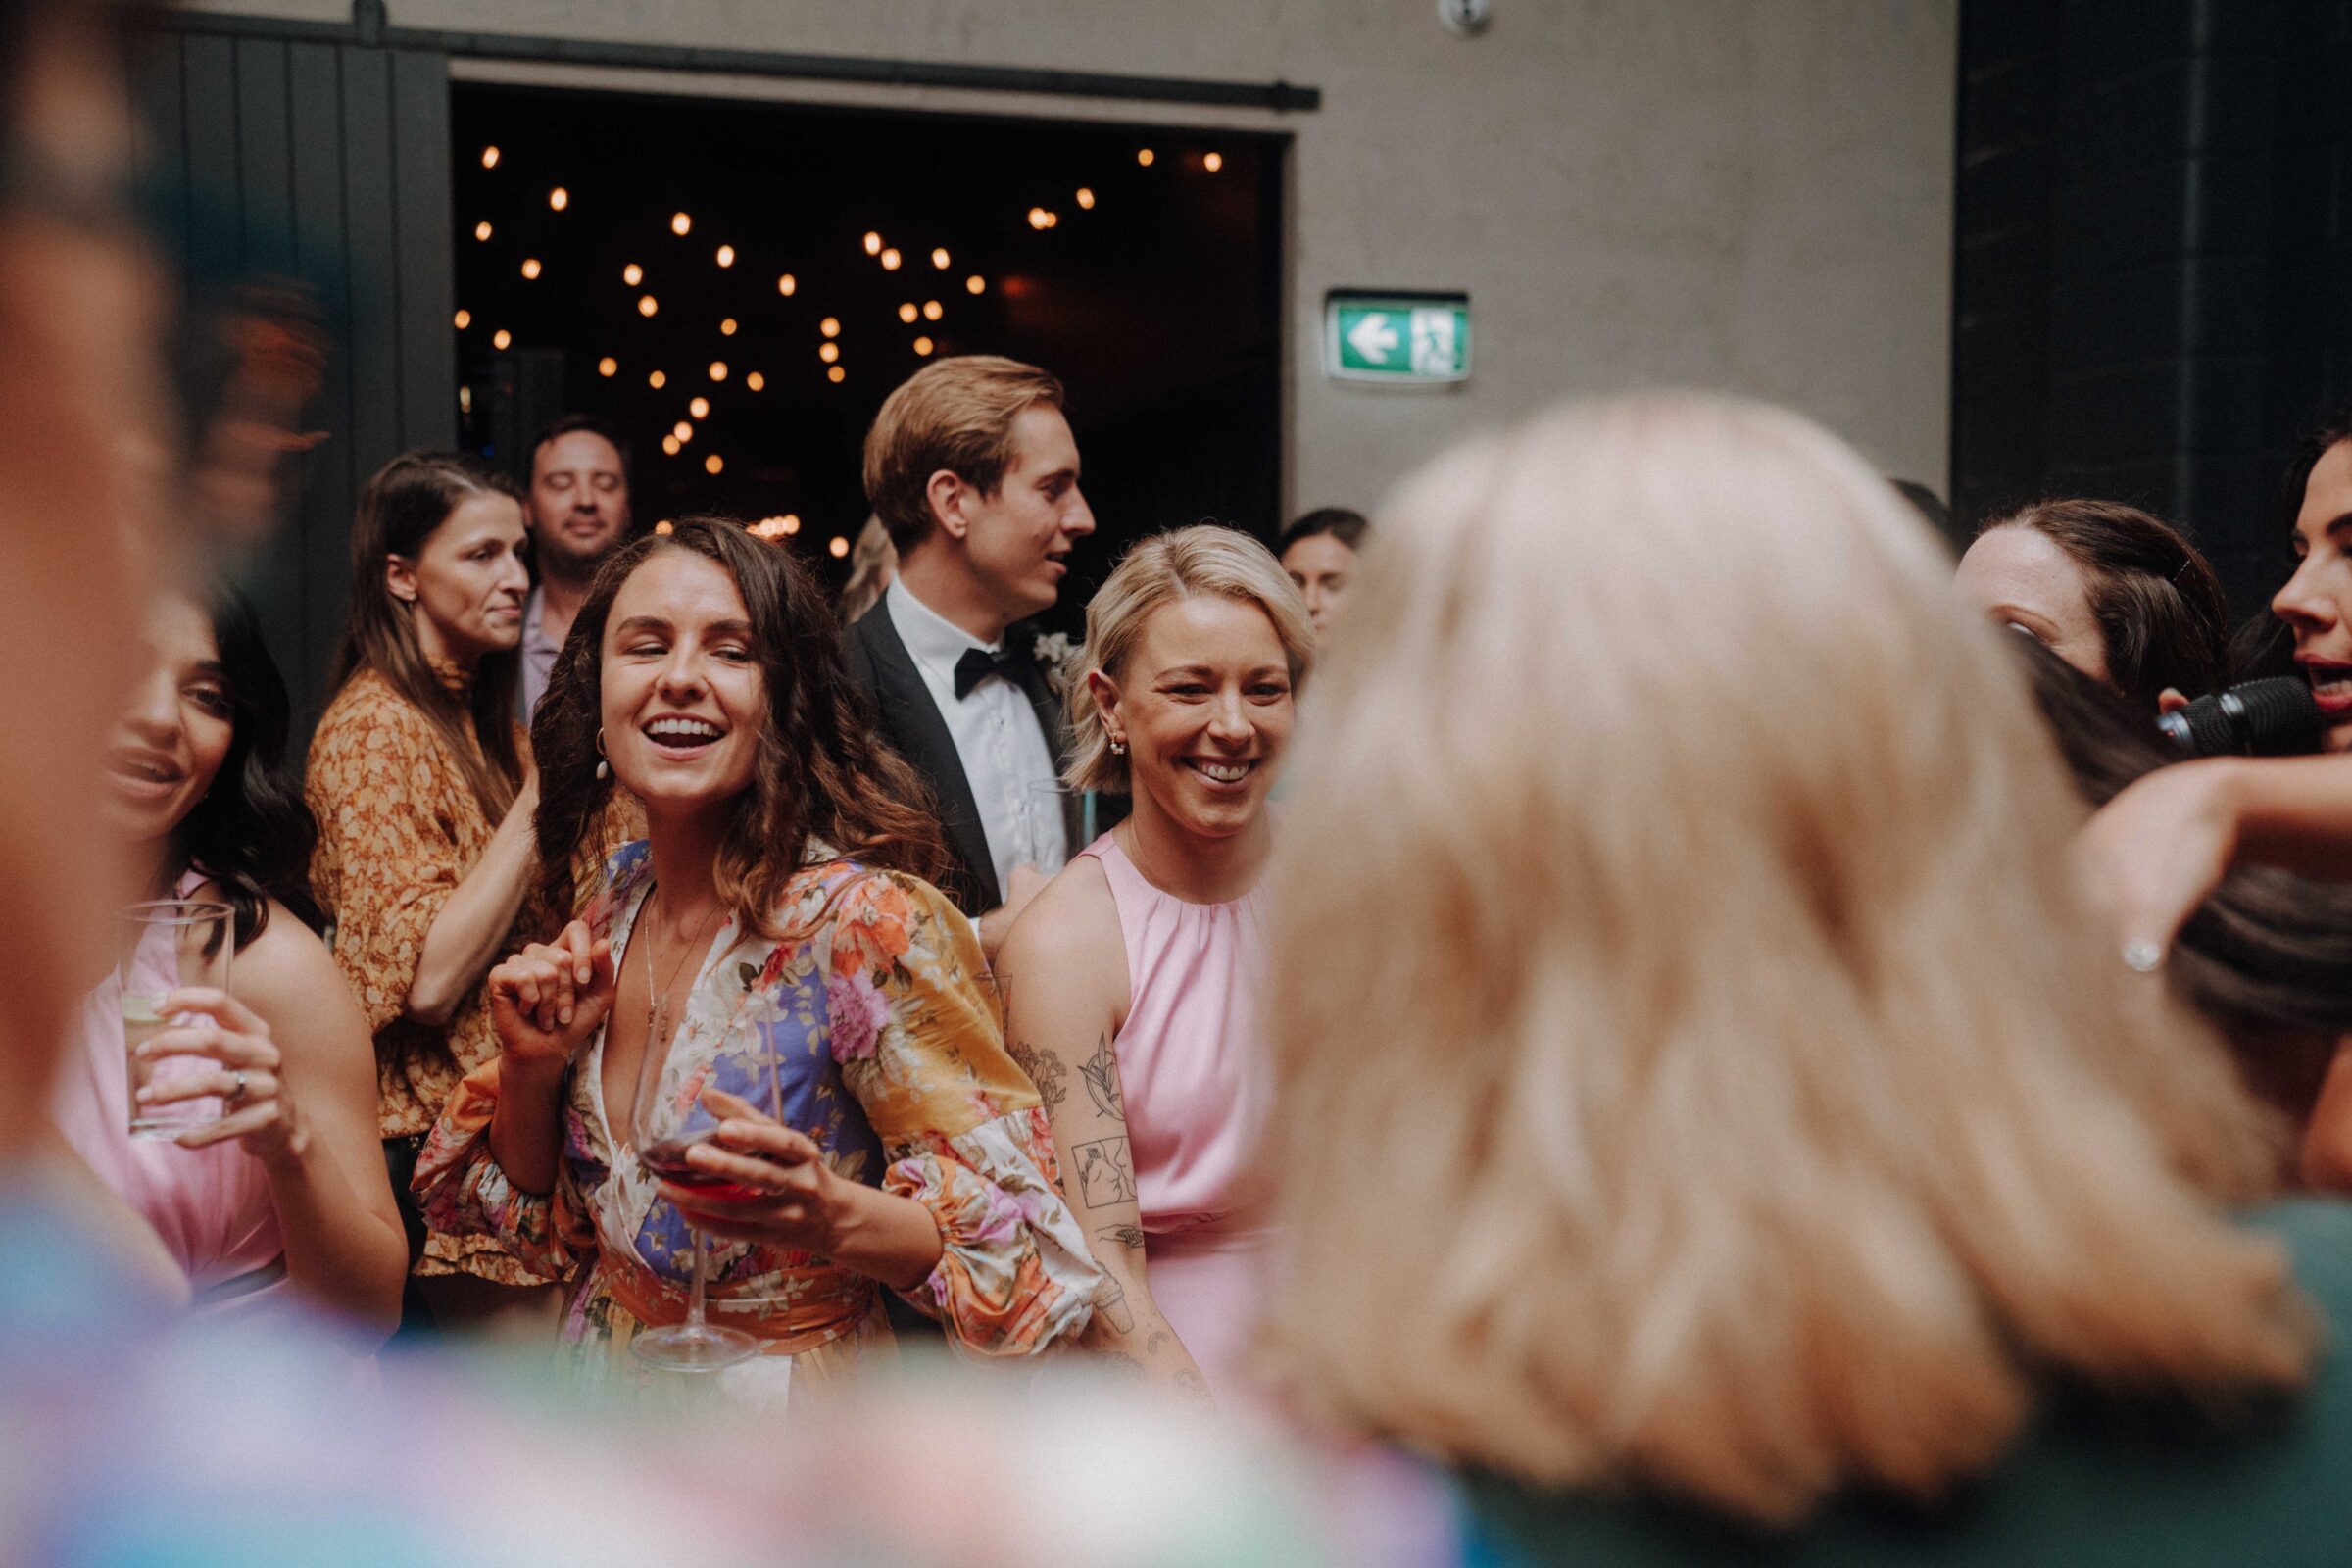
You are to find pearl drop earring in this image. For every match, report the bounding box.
[595,727,610,781]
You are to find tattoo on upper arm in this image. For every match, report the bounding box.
[1073,1136,1135,1208]
[1080,1032,1123,1118]
[1096,1223,1146,1251]
[1006,1038,1068,1114]
[1096,1273,1136,1333]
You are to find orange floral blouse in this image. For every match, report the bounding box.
[307,664,550,1285]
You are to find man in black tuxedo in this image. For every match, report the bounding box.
[842,355,1097,956]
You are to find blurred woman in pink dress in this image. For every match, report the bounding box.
[999,526,1314,1401]
[49,583,405,1334]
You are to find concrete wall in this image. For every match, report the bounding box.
[185,0,1958,514]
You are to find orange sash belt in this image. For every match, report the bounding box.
[601,1258,872,1356]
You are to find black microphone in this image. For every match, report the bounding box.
[2157,676,2322,757]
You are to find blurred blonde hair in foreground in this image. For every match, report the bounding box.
[1261,393,2312,1523]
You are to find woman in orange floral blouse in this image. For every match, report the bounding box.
[307,452,556,1333]
[415,519,1102,1394]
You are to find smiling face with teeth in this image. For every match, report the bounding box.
[102,593,235,845]
[600,549,766,817]
[1090,594,1296,843]
[2278,438,2352,753]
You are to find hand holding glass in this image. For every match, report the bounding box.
[121,900,233,1141]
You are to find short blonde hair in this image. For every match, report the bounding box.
[1066,525,1313,794]
[1261,393,2308,1523]
[861,355,1064,553]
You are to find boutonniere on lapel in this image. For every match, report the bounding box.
[1032,631,1082,697]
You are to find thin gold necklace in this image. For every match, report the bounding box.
[642,882,722,1051]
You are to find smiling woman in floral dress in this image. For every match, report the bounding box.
[415,518,1101,1394]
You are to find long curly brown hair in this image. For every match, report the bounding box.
[531,517,947,931]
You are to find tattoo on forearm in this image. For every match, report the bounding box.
[1073,1136,1135,1208]
[1006,1038,1068,1114]
[1096,1223,1146,1250]
[1080,1032,1123,1118]
[1097,1273,1136,1333]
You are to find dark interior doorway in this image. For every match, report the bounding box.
[451,83,1286,630]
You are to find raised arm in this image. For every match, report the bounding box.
[998,861,1209,1401]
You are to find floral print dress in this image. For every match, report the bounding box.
[415,842,1102,1394]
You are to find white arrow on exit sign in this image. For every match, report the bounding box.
[1325,291,1472,384]
[1345,312,1400,366]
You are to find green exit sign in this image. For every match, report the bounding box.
[1325,290,1472,384]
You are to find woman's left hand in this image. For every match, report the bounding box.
[135,987,309,1165]
[660,1088,853,1255]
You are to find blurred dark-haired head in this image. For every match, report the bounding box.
[1958,498,2230,710]
[2270,406,2352,754]
[1277,507,1367,638]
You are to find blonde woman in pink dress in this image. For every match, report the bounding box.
[49,585,405,1332]
[999,526,1313,1401]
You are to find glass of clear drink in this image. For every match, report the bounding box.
[120,899,232,1141]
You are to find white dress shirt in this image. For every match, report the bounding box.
[884,579,1067,900]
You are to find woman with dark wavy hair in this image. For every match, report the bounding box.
[417,518,1102,1386]
[50,583,405,1332]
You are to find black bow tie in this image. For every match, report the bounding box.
[954,645,1022,700]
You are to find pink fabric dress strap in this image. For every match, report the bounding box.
[1076,831,1276,1398]
[49,870,285,1311]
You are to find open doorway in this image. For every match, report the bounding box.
[451,82,1285,627]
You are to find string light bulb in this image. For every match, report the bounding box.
[819,342,839,364]
[638,295,658,317]
[689,396,710,418]
[520,258,542,279]
[966,274,985,295]
[1137,147,1154,166]
[670,211,692,235]
[720,318,738,336]
[672,420,693,442]
[777,273,797,295]
[1204,151,1224,172]
[453,309,471,329]
[819,318,840,338]
[492,328,512,350]
[862,231,882,256]
[662,434,680,456]
[931,247,951,269]
[481,145,500,169]
[922,300,943,320]
[649,369,666,388]
[782,514,800,535]
[829,535,850,558]
[709,360,728,381]
[715,244,735,268]
[655,520,673,535]
[880,248,902,270]
[1076,187,1095,209]
[623,263,643,285]
[898,303,917,323]
[473,220,492,241]
[704,454,723,475]
[548,186,568,210]
[913,336,934,356]
[598,356,617,376]
[746,371,765,391]
[828,366,846,383]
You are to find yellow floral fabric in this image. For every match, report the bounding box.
[306,665,548,1285]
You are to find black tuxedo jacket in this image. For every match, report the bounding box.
[842,601,1078,915]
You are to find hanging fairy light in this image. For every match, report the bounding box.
[672,420,693,442]
[966,274,985,295]
[638,295,659,317]
[1203,151,1224,172]
[897,303,917,323]
[520,258,542,279]
[827,366,846,383]
[931,247,951,269]
[746,371,766,391]
[670,211,692,235]
[819,342,839,365]
[655,520,673,535]
[598,356,617,377]
[623,263,643,285]
[689,396,710,418]
[492,328,512,350]
[720,318,738,336]
[662,434,680,456]
[913,336,934,357]
[781,514,801,535]
[709,361,728,382]
[828,535,850,558]
[473,220,492,241]
[819,318,840,338]
[862,231,882,255]
[1137,147,1154,166]
[715,244,735,268]
[777,273,797,296]
[549,186,569,210]
[1076,187,1096,209]
[453,309,471,329]
[922,300,943,321]
[480,145,500,169]
[649,369,666,388]
[880,248,903,270]
[704,454,723,475]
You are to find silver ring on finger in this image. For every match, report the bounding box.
[225,1070,249,1107]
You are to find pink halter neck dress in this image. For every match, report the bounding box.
[1079,832,1278,1399]
[49,870,285,1311]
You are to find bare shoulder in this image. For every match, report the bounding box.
[233,902,369,1059]
[999,856,1127,1028]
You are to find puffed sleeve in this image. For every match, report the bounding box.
[306,694,466,1032]
[821,869,1102,1355]
[411,1057,597,1280]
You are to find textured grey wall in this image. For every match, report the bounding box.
[187,0,1958,515]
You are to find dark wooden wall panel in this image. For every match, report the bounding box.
[392,49,457,450]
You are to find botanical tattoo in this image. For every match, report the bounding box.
[1173,1367,1210,1403]
[1006,1037,1068,1114]
[1080,1032,1123,1119]
[1097,1273,1137,1333]
[1074,1136,1135,1208]
[1096,1223,1147,1251]
[1147,1330,1171,1355]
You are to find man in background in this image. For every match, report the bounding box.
[518,415,631,717]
